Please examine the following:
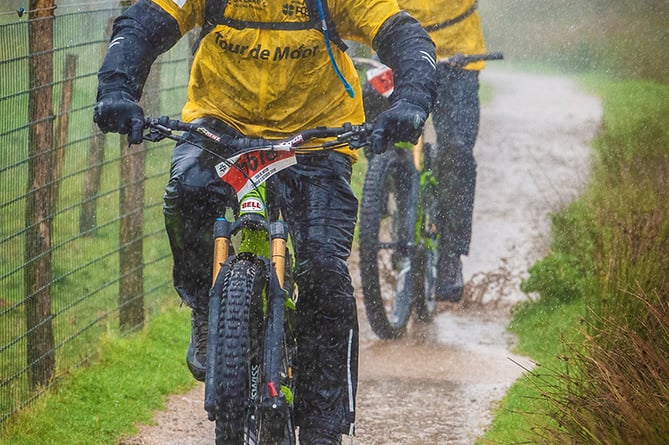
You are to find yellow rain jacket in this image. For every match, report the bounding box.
[397,0,486,69]
[151,0,400,148]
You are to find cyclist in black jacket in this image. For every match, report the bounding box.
[93,0,436,443]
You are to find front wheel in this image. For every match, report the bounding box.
[412,244,438,323]
[209,256,265,445]
[209,254,297,445]
[359,149,420,339]
[413,142,438,323]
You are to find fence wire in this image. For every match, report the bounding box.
[0,0,193,424]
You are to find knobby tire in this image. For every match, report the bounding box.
[212,257,264,445]
[359,150,419,339]
[412,142,438,323]
[212,255,297,445]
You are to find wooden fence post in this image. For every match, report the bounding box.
[118,0,144,333]
[119,138,146,333]
[25,0,56,390]
[118,55,162,333]
[118,0,162,333]
[80,18,112,234]
[53,54,77,205]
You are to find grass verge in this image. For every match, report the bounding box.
[480,74,669,443]
[0,304,195,445]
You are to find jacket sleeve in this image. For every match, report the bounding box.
[97,0,182,100]
[372,11,437,113]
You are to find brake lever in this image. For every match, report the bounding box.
[335,126,371,150]
[143,126,171,143]
[349,139,370,150]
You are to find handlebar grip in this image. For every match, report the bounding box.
[445,52,505,67]
[486,52,504,61]
[154,116,185,131]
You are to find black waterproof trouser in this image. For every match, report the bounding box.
[162,127,359,435]
[431,64,480,256]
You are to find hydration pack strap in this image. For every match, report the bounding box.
[198,0,347,52]
[216,16,316,31]
[423,0,478,33]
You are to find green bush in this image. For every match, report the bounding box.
[521,201,597,307]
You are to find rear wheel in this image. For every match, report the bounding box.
[359,149,420,339]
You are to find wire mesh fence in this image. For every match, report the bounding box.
[0,0,193,424]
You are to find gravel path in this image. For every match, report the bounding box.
[119,68,602,445]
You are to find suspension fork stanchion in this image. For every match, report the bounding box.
[412,135,424,171]
[212,217,232,285]
[404,147,422,255]
[270,221,289,289]
[393,144,421,257]
[264,221,290,402]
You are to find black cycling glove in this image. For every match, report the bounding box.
[370,100,427,154]
[93,91,145,145]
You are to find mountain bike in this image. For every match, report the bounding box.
[355,53,503,339]
[141,117,371,445]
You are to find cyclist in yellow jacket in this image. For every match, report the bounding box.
[93,0,436,443]
[398,0,486,302]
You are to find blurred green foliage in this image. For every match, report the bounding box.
[481,0,669,84]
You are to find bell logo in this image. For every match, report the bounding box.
[240,198,265,213]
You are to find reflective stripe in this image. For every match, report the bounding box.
[347,328,354,412]
[347,328,355,435]
[108,36,124,49]
[420,50,437,70]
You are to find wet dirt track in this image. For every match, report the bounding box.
[119,68,602,445]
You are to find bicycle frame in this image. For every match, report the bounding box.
[390,138,438,251]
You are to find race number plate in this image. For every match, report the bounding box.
[215,149,297,200]
[367,66,394,97]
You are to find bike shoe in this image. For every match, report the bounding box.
[186,308,208,382]
[299,427,342,445]
[435,254,464,302]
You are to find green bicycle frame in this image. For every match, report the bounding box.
[394,139,439,250]
[211,183,271,284]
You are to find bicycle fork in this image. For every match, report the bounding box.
[204,202,293,422]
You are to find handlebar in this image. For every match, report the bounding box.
[442,52,504,68]
[141,116,373,156]
[353,52,504,71]
[354,52,503,100]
